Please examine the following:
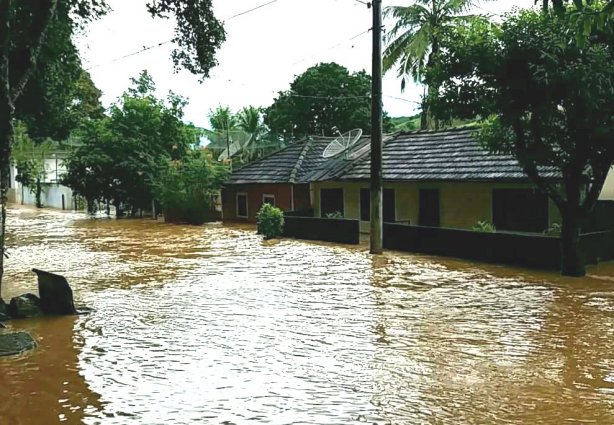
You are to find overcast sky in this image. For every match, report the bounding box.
[76,0,535,130]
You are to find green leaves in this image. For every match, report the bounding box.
[256,203,284,239]
[146,0,226,78]
[264,62,384,137]
[63,71,203,214]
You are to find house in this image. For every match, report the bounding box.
[223,126,613,233]
[222,136,340,222]
[308,127,562,234]
[8,149,79,210]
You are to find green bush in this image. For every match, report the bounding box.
[472,220,496,232]
[257,204,285,239]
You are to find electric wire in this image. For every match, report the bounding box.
[86,0,282,70]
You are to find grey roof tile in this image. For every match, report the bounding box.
[225,127,560,185]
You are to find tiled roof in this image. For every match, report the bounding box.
[225,127,560,185]
[338,127,560,181]
[225,136,347,185]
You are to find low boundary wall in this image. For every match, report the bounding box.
[283,216,360,244]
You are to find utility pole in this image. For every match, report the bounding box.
[370,0,383,254]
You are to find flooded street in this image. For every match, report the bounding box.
[1,206,614,424]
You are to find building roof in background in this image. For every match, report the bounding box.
[225,127,560,185]
[225,136,358,185]
[336,127,560,182]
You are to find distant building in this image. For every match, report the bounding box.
[8,149,79,211]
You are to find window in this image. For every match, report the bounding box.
[262,194,275,207]
[320,188,344,217]
[236,193,248,218]
[360,189,370,221]
[493,189,548,232]
[419,189,440,227]
[360,188,396,222]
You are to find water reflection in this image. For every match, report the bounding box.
[1,205,614,424]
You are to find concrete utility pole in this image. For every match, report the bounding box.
[370,0,384,254]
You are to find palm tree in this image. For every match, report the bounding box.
[208,105,237,133]
[383,0,488,129]
[236,106,282,163]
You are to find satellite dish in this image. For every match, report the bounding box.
[215,131,253,161]
[322,128,363,159]
[347,138,370,160]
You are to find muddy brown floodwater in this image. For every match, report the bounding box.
[1,206,614,424]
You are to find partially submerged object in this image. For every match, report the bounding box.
[32,268,77,315]
[0,332,37,356]
[0,270,82,357]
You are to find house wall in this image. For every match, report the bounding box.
[222,183,310,222]
[312,180,560,233]
[11,182,76,210]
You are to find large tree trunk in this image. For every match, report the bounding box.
[560,208,585,277]
[0,0,12,298]
[0,108,13,299]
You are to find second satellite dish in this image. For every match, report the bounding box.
[322,128,363,159]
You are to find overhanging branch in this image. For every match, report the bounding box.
[512,118,565,208]
[10,0,58,105]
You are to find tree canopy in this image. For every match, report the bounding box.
[0,0,227,293]
[62,71,222,217]
[383,0,490,129]
[430,9,614,276]
[265,62,391,138]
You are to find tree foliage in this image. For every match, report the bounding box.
[265,62,391,138]
[256,203,284,240]
[146,0,226,77]
[205,105,282,166]
[0,0,226,294]
[383,0,491,129]
[431,9,614,276]
[12,122,54,208]
[155,149,229,224]
[63,71,208,216]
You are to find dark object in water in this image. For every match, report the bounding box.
[8,293,43,318]
[32,269,77,315]
[0,332,37,356]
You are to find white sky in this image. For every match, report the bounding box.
[76,0,535,130]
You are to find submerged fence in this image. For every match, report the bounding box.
[384,223,614,270]
[283,215,360,244]
[281,210,614,269]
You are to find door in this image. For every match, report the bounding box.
[359,188,395,222]
[419,189,440,227]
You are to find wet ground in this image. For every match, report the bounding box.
[1,206,613,424]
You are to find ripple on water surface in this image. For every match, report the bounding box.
[1,206,614,424]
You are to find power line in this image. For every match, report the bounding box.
[291,28,371,66]
[225,0,279,21]
[86,0,282,70]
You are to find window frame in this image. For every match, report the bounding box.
[236,192,248,218]
[319,188,344,217]
[262,194,276,207]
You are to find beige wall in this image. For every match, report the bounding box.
[312,180,559,233]
[599,167,614,201]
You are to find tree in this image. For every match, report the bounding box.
[265,62,391,138]
[63,71,203,217]
[431,10,614,276]
[0,0,226,295]
[12,122,54,208]
[383,0,490,129]
[155,149,229,224]
[236,106,275,163]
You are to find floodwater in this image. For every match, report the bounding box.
[1,206,614,424]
